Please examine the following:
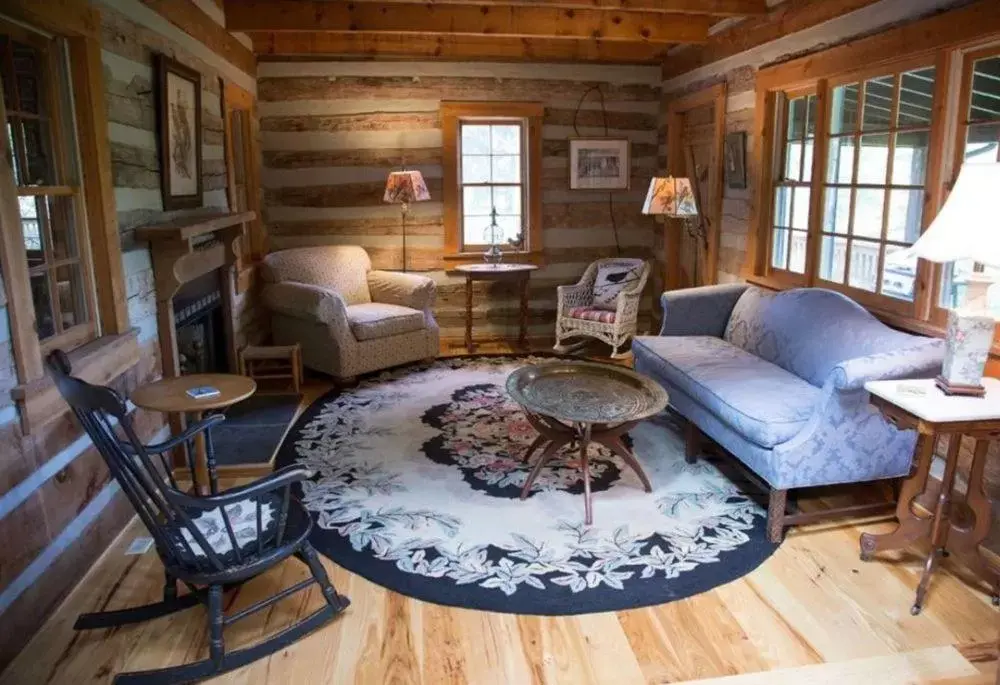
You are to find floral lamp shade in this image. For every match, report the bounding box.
[641,177,698,217]
[383,170,431,207]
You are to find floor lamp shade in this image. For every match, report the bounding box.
[383,170,431,271]
[642,177,698,217]
[895,162,1000,396]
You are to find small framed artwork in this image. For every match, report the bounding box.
[157,54,202,210]
[569,138,630,191]
[725,131,747,190]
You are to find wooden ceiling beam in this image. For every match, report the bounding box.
[224,0,714,43]
[339,0,768,16]
[662,0,886,80]
[251,31,673,64]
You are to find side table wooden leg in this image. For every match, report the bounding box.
[912,434,962,615]
[605,435,652,493]
[520,438,568,499]
[950,439,1000,604]
[521,434,546,463]
[190,410,211,496]
[519,276,529,350]
[860,431,937,561]
[465,274,474,352]
[579,424,593,526]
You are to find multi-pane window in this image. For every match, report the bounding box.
[941,50,1000,316]
[1,23,94,349]
[770,93,817,275]
[459,122,525,249]
[818,67,935,303]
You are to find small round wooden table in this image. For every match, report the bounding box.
[454,263,538,351]
[506,361,669,525]
[131,374,256,495]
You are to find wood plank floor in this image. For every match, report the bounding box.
[3,357,998,684]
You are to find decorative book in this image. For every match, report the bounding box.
[186,385,221,399]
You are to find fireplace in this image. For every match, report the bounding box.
[174,270,228,375]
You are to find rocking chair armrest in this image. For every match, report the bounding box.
[119,414,226,455]
[168,465,314,510]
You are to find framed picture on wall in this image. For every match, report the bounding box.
[157,54,202,210]
[725,131,747,189]
[569,138,630,190]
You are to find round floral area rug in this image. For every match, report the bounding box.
[276,356,778,615]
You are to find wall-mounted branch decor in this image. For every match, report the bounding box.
[157,54,202,210]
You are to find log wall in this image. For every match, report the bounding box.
[258,61,664,343]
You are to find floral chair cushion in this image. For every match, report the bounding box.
[592,262,644,311]
[346,303,426,341]
[568,307,617,324]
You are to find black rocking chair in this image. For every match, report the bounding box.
[47,350,349,684]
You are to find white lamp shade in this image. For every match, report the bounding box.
[896,162,1000,266]
[642,177,699,217]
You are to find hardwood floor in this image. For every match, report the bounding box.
[2,353,997,685]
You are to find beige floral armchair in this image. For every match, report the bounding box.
[554,258,649,358]
[261,246,439,380]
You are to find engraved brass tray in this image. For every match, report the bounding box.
[506,361,669,425]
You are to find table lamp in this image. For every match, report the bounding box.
[383,169,431,271]
[642,176,702,283]
[895,162,1000,397]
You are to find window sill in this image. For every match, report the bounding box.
[10,329,142,435]
[443,250,545,267]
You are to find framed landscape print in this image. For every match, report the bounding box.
[569,138,630,190]
[157,55,202,210]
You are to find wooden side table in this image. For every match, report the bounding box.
[454,263,538,352]
[131,374,256,495]
[860,377,1000,614]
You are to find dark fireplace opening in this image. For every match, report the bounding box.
[174,270,228,375]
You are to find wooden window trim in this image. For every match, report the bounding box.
[0,1,130,432]
[744,5,1000,348]
[441,101,543,266]
[222,79,263,293]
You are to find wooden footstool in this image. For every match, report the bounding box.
[240,344,303,394]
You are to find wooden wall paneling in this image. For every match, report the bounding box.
[252,32,676,64]
[743,87,775,280]
[0,0,98,39]
[137,0,256,76]
[225,1,715,43]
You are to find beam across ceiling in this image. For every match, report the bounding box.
[224,1,714,43]
[661,0,886,80]
[251,31,675,64]
[338,0,768,16]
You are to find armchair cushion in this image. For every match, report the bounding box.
[568,307,616,324]
[346,303,425,341]
[592,261,644,310]
[368,270,435,310]
[177,495,277,559]
[633,335,821,448]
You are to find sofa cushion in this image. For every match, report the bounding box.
[633,335,822,448]
[346,303,425,341]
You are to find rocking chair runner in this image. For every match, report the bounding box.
[46,350,349,684]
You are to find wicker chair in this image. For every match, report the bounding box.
[47,350,349,684]
[554,258,649,358]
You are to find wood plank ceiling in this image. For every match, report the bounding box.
[225,0,770,64]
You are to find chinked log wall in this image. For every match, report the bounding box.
[258,61,663,343]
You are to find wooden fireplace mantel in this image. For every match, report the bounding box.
[138,209,255,379]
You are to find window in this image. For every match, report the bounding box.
[759,58,937,314]
[1,21,95,351]
[459,122,524,249]
[770,91,817,276]
[940,48,1000,317]
[441,102,543,260]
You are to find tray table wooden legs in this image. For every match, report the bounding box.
[518,411,652,525]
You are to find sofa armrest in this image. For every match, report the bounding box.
[827,341,945,392]
[659,283,749,337]
[368,270,436,310]
[262,281,347,326]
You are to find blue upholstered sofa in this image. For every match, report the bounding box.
[633,284,945,542]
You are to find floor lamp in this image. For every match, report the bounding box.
[383,170,431,272]
[642,176,700,285]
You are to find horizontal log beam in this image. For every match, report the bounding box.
[252,31,674,63]
[139,0,256,76]
[226,1,713,43]
[341,0,768,16]
[661,0,885,80]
